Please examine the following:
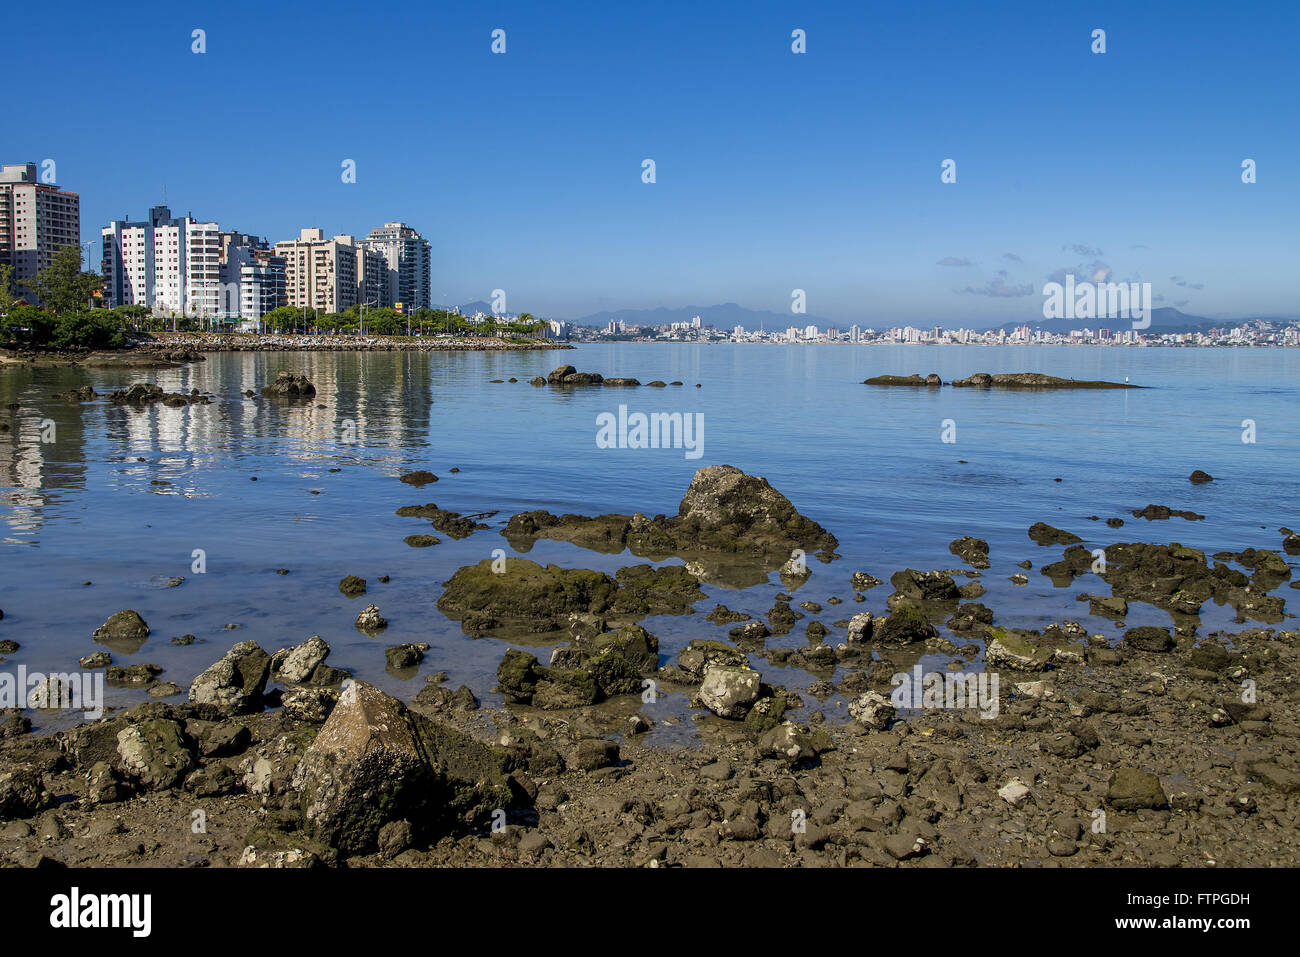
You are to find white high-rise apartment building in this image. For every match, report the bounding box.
[0,162,81,296]
[359,222,430,310]
[219,231,286,323]
[101,206,221,315]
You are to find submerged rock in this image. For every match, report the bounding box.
[1028,522,1083,546]
[1132,504,1204,522]
[399,470,438,487]
[261,371,316,399]
[109,383,211,406]
[384,643,429,670]
[396,503,490,539]
[438,558,700,636]
[338,575,367,598]
[862,374,936,386]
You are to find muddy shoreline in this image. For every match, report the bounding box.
[0,465,1295,869]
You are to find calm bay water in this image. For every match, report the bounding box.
[2,344,1297,733]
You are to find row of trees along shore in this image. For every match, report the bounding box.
[1,247,549,350]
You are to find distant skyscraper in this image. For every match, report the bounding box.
[1,162,81,298]
[360,222,431,310]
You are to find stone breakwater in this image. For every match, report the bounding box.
[139,333,573,354]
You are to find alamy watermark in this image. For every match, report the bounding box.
[1042,274,1153,329]
[1,666,104,719]
[595,405,703,459]
[890,665,999,719]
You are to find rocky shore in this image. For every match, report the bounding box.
[144,332,570,354]
[1,466,1296,869]
[0,332,570,367]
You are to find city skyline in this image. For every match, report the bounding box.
[6,0,1299,325]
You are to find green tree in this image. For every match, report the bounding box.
[0,264,16,313]
[3,304,54,343]
[52,311,125,349]
[23,246,102,315]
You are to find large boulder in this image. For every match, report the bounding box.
[292,681,513,855]
[673,465,837,556]
[188,641,271,714]
[698,663,761,718]
[115,718,195,790]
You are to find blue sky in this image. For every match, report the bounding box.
[11,0,1297,325]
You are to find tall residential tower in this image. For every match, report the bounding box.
[0,162,81,296]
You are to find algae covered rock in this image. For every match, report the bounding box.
[115,718,195,790]
[874,604,937,644]
[438,559,617,635]
[92,610,150,653]
[292,680,513,855]
[1028,522,1083,546]
[1124,625,1175,653]
[1107,768,1167,810]
[498,465,838,565]
[261,371,316,399]
[984,627,1054,671]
